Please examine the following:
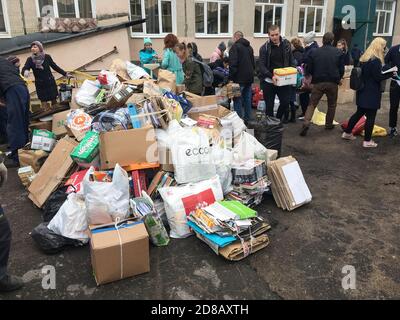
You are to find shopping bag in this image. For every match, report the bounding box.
[341,116,366,136]
[312,108,339,126]
[83,164,130,225]
[158,69,176,93]
[361,125,387,137]
[233,131,268,164]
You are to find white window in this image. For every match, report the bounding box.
[374,0,396,36]
[0,0,10,38]
[36,0,96,19]
[298,0,326,36]
[195,0,232,37]
[254,0,286,36]
[129,0,176,36]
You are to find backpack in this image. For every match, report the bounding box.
[350,67,364,91]
[192,57,214,88]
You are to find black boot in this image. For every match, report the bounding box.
[0,274,24,292]
[282,110,289,124]
[289,106,297,123]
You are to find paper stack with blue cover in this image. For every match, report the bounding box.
[187,200,271,261]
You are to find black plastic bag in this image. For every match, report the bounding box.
[247,115,284,156]
[31,223,84,255]
[42,186,69,223]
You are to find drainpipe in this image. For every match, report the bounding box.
[184,0,188,38]
[19,0,27,35]
[365,0,372,50]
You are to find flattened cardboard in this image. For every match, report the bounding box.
[186,92,219,120]
[28,137,78,208]
[52,110,70,137]
[90,220,150,286]
[99,126,159,170]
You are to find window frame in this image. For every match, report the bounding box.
[129,0,177,38]
[373,0,396,37]
[254,0,287,38]
[194,0,233,38]
[0,0,11,38]
[298,0,327,37]
[35,0,97,19]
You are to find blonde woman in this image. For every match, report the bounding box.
[342,37,397,148]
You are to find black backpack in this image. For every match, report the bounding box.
[350,67,364,91]
[192,57,214,88]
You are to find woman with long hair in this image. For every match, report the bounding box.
[175,43,203,95]
[342,37,397,148]
[160,34,184,85]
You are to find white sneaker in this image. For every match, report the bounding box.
[342,132,356,140]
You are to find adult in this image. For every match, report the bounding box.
[336,39,353,65]
[139,38,158,76]
[175,43,203,96]
[342,38,396,148]
[299,32,345,136]
[210,42,226,63]
[229,31,255,122]
[187,43,203,62]
[160,34,184,85]
[22,41,69,111]
[0,57,30,166]
[299,31,319,119]
[385,42,400,138]
[258,24,296,120]
[0,152,24,292]
[351,44,363,67]
[224,40,234,59]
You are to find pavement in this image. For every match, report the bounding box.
[1,97,400,300]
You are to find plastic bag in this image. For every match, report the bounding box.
[31,223,84,255]
[212,137,233,195]
[42,186,69,222]
[91,108,131,133]
[159,176,224,238]
[247,115,284,156]
[98,70,120,89]
[361,125,387,137]
[83,164,130,225]
[126,61,150,80]
[341,116,366,136]
[312,108,339,126]
[75,80,99,107]
[233,131,268,164]
[170,126,216,184]
[47,193,89,243]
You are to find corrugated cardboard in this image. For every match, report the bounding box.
[158,147,174,172]
[18,148,49,173]
[52,110,70,137]
[90,220,149,286]
[28,137,78,208]
[99,126,159,170]
[186,92,219,120]
[29,121,52,132]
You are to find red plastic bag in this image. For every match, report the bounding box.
[341,116,366,136]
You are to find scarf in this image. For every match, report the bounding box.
[31,41,45,70]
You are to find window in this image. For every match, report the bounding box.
[0,0,10,36]
[36,0,95,18]
[254,0,286,36]
[374,0,396,36]
[129,0,175,36]
[298,0,326,36]
[195,0,232,36]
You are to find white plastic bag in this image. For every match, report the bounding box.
[98,70,120,88]
[233,131,267,164]
[170,126,216,184]
[47,193,89,243]
[75,80,99,107]
[126,61,150,80]
[83,164,130,225]
[159,176,224,238]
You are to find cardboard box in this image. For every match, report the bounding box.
[18,148,49,173]
[52,110,70,137]
[31,129,57,152]
[274,67,297,86]
[28,137,78,208]
[29,121,52,132]
[99,126,159,170]
[105,85,135,109]
[90,220,150,286]
[158,147,174,172]
[18,166,36,188]
[186,93,219,120]
[65,110,92,142]
[70,131,99,164]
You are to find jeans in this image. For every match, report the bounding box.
[262,82,291,119]
[0,206,11,279]
[345,107,377,142]
[233,84,252,121]
[304,82,339,128]
[389,82,400,128]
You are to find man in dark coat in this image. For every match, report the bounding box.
[258,25,296,120]
[385,43,400,137]
[0,57,30,166]
[229,31,255,122]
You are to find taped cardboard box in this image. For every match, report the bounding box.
[28,137,78,208]
[185,92,219,120]
[52,110,70,137]
[90,220,150,286]
[99,125,159,170]
[18,148,49,173]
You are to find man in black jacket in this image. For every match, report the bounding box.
[0,57,30,165]
[258,25,296,120]
[300,32,345,136]
[385,43,400,137]
[229,31,255,122]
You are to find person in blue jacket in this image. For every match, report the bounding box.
[342,38,397,148]
[139,38,158,76]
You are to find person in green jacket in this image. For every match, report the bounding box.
[161,34,184,85]
[139,38,158,76]
[175,42,203,95]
